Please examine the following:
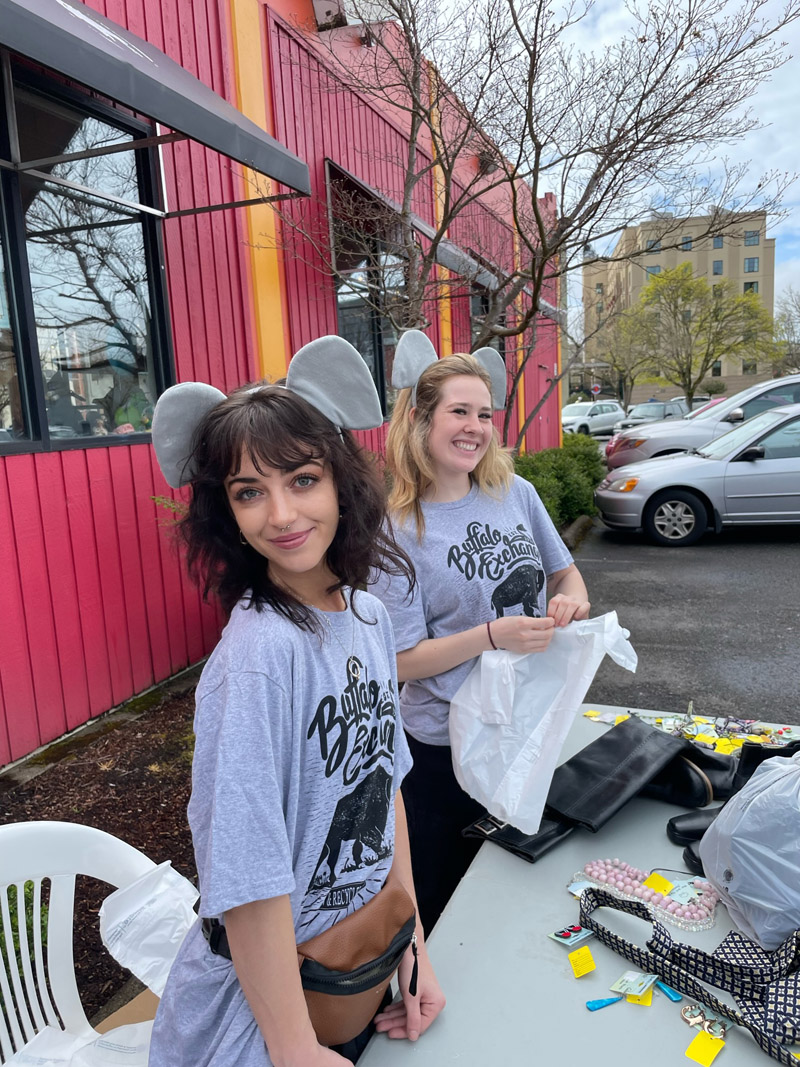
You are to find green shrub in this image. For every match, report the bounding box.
[0,882,46,988]
[561,432,607,486]
[514,436,605,528]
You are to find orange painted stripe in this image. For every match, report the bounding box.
[229,0,291,380]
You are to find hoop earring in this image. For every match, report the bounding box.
[239,530,247,545]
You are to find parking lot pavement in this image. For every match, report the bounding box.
[576,518,800,726]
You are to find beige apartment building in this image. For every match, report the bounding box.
[581,212,776,403]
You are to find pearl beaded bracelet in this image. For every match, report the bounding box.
[577,857,720,932]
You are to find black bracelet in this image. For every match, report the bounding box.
[486,620,498,650]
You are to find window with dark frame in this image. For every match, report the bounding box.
[645,265,661,276]
[744,281,759,295]
[330,177,406,417]
[681,235,692,251]
[713,236,724,249]
[0,58,171,453]
[471,287,506,359]
[711,360,722,377]
[744,257,759,273]
[742,358,757,375]
[645,239,661,254]
[712,260,723,275]
[595,282,603,294]
[744,230,760,246]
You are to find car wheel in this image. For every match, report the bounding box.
[643,490,708,547]
[578,424,590,434]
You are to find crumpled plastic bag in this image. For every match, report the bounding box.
[700,752,800,950]
[99,861,199,996]
[7,1022,152,1067]
[449,611,637,834]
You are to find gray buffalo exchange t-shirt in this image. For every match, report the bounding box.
[148,589,412,1067]
[372,477,573,746]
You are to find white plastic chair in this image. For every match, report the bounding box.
[0,820,156,1065]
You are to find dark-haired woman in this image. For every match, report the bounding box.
[147,346,444,1067]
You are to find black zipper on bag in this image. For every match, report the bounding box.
[299,916,416,995]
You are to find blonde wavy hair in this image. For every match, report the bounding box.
[386,352,513,538]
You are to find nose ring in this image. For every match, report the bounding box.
[278,523,293,532]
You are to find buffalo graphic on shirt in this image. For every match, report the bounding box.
[447,521,545,617]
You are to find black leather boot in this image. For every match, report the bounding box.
[683,839,704,876]
[667,737,800,845]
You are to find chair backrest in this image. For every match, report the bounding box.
[0,821,156,1065]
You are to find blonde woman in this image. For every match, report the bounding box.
[373,332,590,933]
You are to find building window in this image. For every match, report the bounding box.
[682,309,692,323]
[711,360,722,377]
[331,176,409,416]
[471,287,506,359]
[595,283,604,294]
[712,260,723,275]
[713,236,724,249]
[712,284,723,298]
[744,230,760,246]
[645,265,661,276]
[744,281,759,295]
[646,239,661,254]
[742,359,757,375]
[0,66,170,451]
[744,257,759,273]
[596,301,604,316]
[681,235,692,251]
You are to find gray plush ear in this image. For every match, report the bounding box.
[391,330,437,391]
[151,382,226,488]
[473,347,507,410]
[286,336,383,430]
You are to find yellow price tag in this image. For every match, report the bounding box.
[715,737,742,754]
[643,872,674,894]
[626,987,653,1006]
[694,733,717,745]
[583,710,600,719]
[685,1030,725,1065]
[568,946,596,978]
[614,714,630,725]
[694,717,712,724]
[747,735,765,743]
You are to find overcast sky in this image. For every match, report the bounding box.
[569,1,799,306]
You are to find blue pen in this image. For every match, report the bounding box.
[586,996,623,1011]
[655,982,682,1002]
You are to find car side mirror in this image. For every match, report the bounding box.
[725,407,745,423]
[737,445,765,461]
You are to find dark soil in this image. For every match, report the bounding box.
[0,686,197,1021]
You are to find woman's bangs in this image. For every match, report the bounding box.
[235,398,330,475]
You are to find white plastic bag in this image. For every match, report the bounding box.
[700,752,800,950]
[449,611,637,834]
[99,861,199,996]
[7,1023,152,1067]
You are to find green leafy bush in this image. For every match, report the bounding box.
[0,881,46,993]
[514,435,605,528]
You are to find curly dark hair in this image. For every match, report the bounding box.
[178,382,414,630]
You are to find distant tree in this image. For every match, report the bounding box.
[775,286,800,375]
[624,263,776,403]
[601,308,661,409]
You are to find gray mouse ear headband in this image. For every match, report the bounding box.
[151,336,383,488]
[391,330,507,410]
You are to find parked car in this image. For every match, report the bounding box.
[595,403,800,546]
[613,400,688,433]
[605,374,800,469]
[561,400,625,435]
[670,394,712,410]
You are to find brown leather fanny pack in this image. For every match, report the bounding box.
[203,868,417,1047]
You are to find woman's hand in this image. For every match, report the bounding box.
[547,593,591,628]
[373,941,445,1041]
[489,614,555,654]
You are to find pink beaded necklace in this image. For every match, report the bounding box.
[579,857,720,931]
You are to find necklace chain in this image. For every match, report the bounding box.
[322,609,360,680]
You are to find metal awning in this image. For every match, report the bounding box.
[325,159,498,289]
[0,0,310,209]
